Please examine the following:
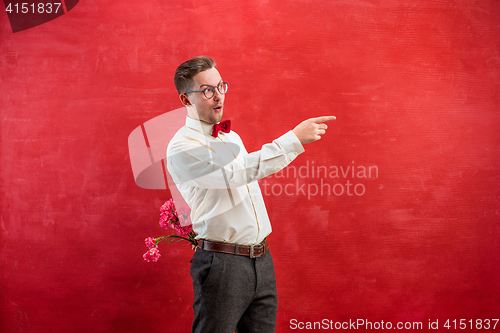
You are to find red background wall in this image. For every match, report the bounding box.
[1,0,499,332]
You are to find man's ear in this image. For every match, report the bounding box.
[179,94,191,106]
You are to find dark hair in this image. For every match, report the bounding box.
[174,56,216,94]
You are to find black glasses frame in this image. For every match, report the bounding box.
[184,82,229,99]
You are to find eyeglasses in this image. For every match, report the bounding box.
[184,82,229,99]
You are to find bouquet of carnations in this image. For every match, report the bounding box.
[143,199,198,262]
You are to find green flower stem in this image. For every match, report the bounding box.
[154,232,198,247]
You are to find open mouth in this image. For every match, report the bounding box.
[214,105,223,112]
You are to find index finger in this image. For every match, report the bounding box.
[313,116,336,123]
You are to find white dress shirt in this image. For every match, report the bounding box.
[166,116,305,245]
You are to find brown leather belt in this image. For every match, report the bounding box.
[197,238,268,258]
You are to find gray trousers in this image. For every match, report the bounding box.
[190,247,278,333]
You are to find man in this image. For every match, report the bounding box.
[166,56,334,333]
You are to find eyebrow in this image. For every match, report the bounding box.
[199,79,223,88]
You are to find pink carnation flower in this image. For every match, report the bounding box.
[145,237,156,249]
[159,214,174,229]
[143,247,161,262]
[175,224,193,237]
[159,199,179,229]
[143,199,197,262]
[160,199,175,214]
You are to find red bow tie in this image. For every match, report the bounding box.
[212,120,231,138]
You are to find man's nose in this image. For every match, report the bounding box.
[213,89,222,101]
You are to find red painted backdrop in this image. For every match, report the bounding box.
[1,0,499,332]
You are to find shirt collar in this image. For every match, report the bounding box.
[185,116,215,136]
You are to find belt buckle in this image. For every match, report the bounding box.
[249,244,263,258]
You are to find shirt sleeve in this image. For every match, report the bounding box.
[167,130,305,189]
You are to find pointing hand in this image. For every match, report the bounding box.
[292,116,336,144]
